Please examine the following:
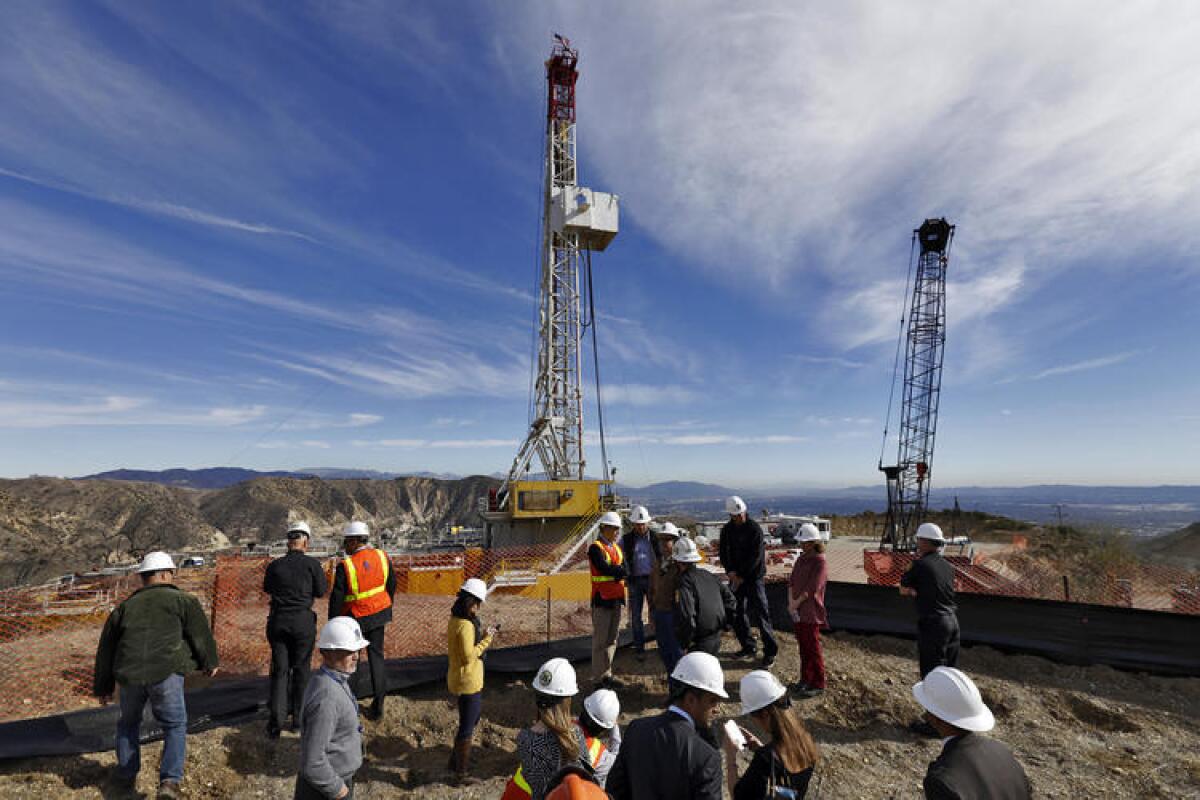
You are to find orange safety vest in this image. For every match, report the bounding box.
[339,547,392,618]
[589,539,625,602]
[501,728,606,800]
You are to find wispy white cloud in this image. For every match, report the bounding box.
[600,383,701,407]
[791,354,867,369]
[352,438,516,449]
[0,394,267,429]
[0,167,317,241]
[1028,351,1140,381]
[255,439,331,450]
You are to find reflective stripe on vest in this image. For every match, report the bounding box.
[590,539,625,601]
[342,548,391,617]
[501,765,533,800]
[586,735,603,767]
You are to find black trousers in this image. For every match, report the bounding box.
[689,630,723,657]
[731,578,778,658]
[350,624,387,714]
[918,614,960,677]
[267,610,316,731]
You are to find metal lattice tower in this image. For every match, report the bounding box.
[505,36,593,486]
[880,218,955,550]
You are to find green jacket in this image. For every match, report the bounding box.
[93,583,219,695]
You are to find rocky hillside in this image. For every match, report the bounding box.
[0,475,498,588]
[197,475,498,543]
[1138,522,1200,570]
[0,478,228,588]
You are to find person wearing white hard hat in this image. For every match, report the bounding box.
[295,617,369,800]
[649,522,685,673]
[900,523,960,684]
[588,511,628,689]
[94,551,219,799]
[913,667,1032,799]
[723,670,819,799]
[504,658,582,800]
[719,496,779,667]
[619,506,660,660]
[446,577,497,784]
[329,520,395,720]
[607,651,727,800]
[787,523,828,699]
[673,537,737,657]
[575,689,622,788]
[263,519,328,738]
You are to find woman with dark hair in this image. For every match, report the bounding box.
[724,670,820,800]
[788,524,828,698]
[446,578,496,784]
[502,658,581,800]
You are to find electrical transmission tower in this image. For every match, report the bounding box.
[879,218,955,550]
[502,35,618,495]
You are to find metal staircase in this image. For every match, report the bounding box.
[486,510,604,589]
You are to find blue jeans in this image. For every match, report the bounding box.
[628,576,650,650]
[652,610,682,673]
[116,673,188,783]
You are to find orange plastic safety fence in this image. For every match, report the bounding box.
[1,536,1196,724]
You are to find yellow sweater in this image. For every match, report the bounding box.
[447,616,493,695]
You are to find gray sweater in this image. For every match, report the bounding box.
[298,666,362,798]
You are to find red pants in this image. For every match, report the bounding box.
[793,622,826,689]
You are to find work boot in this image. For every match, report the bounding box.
[453,739,482,785]
[735,646,757,659]
[157,780,182,799]
[796,686,824,699]
[105,771,137,798]
[600,675,628,690]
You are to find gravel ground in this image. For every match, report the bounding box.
[1,629,1198,799]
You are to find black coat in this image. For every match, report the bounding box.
[607,710,723,800]
[718,518,766,580]
[674,567,735,651]
[900,552,958,620]
[924,733,1032,800]
[263,550,328,617]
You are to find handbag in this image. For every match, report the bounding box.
[767,751,798,800]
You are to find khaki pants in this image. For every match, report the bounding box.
[591,604,622,681]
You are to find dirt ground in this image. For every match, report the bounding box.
[1,629,1198,799]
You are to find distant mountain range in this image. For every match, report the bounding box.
[70,468,1199,535]
[77,467,461,489]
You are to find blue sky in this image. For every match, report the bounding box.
[1,1,1198,488]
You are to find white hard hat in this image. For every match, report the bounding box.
[629,506,652,524]
[598,511,622,529]
[739,669,787,715]
[137,551,176,573]
[460,578,488,602]
[287,520,311,537]
[532,657,578,697]
[725,496,747,515]
[317,616,370,651]
[670,651,728,699]
[912,667,994,732]
[916,522,945,543]
[583,688,620,729]
[695,535,710,548]
[672,537,701,563]
[343,520,370,539]
[798,523,822,543]
[658,521,681,539]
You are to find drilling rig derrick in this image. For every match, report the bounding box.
[481,35,621,551]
